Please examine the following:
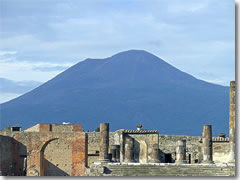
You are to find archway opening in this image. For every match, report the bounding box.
[40,138,72,176]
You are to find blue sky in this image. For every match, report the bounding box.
[0,0,235,102]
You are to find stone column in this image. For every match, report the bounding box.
[124,136,134,163]
[149,144,160,163]
[116,146,120,162]
[111,145,117,162]
[197,145,203,163]
[175,140,187,164]
[111,145,120,162]
[99,123,109,162]
[202,125,213,164]
[229,81,235,164]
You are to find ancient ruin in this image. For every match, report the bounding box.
[0,81,236,176]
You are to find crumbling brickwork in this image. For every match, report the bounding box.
[0,124,87,176]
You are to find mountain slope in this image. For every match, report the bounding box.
[0,50,229,136]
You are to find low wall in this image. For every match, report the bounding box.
[85,163,235,176]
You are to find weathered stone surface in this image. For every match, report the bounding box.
[124,136,134,163]
[175,140,187,164]
[229,81,235,164]
[202,125,213,164]
[149,144,160,163]
[24,124,83,132]
[99,123,109,162]
[111,145,120,162]
[85,163,235,176]
[43,138,72,176]
[0,124,87,176]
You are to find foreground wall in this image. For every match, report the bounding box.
[0,124,88,176]
[85,163,235,176]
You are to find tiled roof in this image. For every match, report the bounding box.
[199,137,229,142]
[212,137,229,142]
[118,129,159,134]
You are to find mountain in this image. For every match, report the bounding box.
[0,50,229,136]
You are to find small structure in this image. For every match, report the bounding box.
[113,126,160,163]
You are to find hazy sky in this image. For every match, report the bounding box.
[0,0,235,86]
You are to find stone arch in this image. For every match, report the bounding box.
[40,138,72,176]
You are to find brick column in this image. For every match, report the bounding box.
[229,81,235,164]
[124,136,134,163]
[175,140,187,164]
[99,123,109,162]
[202,125,213,164]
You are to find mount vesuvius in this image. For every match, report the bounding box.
[0,50,229,136]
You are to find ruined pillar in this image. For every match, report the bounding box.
[229,81,235,164]
[175,140,187,164]
[110,145,117,162]
[99,123,109,162]
[197,145,203,163]
[116,146,120,162]
[111,145,120,162]
[149,144,160,163]
[202,125,213,164]
[124,136,134,163]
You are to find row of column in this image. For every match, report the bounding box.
[99,123,160,163]
[175,125,213,164]
[99,121,234,165]
[99,124,213,164]
[99,123,121,162]
[176,81,236,165]
[99,123,213,164]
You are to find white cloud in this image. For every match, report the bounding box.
[0,0,234,86]
[0,92,21,103]
[0,59,73,82]
[0,50,17,56]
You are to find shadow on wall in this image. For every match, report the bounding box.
[0,135,27,176]
[133,140,140,162]
[43,159,69,176]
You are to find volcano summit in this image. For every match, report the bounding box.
[0,50,229,136]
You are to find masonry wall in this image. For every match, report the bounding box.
[213,142,229,163]
[43,139,72,176]
[0,127,87,176]
[0,131,28,176]
[158,135,201,163]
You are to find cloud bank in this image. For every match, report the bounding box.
[0,0,235,86]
